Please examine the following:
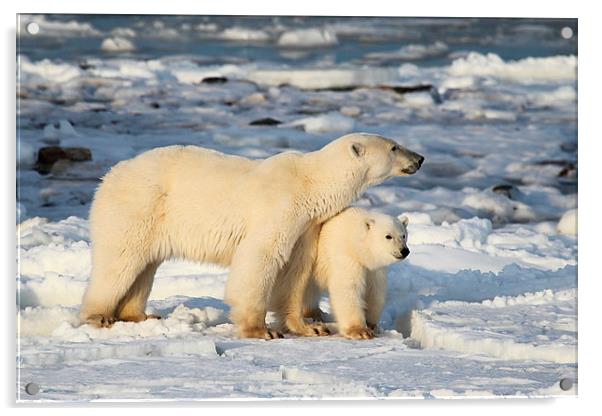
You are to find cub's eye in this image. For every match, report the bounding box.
[385,235,393,240]
[391,145,398,152]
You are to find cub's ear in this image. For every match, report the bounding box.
[398,215,409,226]
[365,218,376,231]
[350,142,365,158]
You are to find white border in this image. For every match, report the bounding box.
[3,0,600,414]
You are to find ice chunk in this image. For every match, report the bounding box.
[277,28,338,47]
[19,56,82,83]
[220,27,270,42]
[448,52,577,82]
[248,67,399,90]
[101,37,136,52]
[557,209,577,236]
[411,289,577,364]
[365,42,448,61]
[289,112,355,134]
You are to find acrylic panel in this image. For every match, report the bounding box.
[16,14,577,401]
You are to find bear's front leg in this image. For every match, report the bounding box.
[224,229,301,340]
[328,266,373,340]
[364,268,387,334]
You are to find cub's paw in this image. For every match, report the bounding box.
[342,325,374,340]
[85,314,116,328]
[239,326,284,340]
[145,314,162,320]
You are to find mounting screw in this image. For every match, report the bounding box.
[561,27,573,40]
[559,378,573,391]
[26,22,40,35]
[25,382,39,395]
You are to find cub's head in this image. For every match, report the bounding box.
[361,212,410,269]
[335,133,424,185]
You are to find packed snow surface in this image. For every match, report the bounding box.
[17,15,577,401]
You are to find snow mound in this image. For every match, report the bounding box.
[411,289,576,364]
[408,217,492,249]
[18,305,80,338]
[289,112,355,134]
[402,216,576,273]
[248,67,399,90]
[18,297,229,340]
[400,211,434,225]
[528,86,577,107]
[101,37,136,52]
[277,28,338,47]
[220,27,270,42]
[19,56,82,83]
[462,190,535,223]
[365,41,448,61]
[557,209,577,236]
[448,53,577,82]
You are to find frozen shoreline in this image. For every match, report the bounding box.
[17,212,576,400]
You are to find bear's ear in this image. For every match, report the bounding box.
[350,142,365,158]
[365,218,375,231]
[398,215,409,226]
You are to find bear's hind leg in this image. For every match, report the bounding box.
[115,262,160,323]
[79,251,150,328]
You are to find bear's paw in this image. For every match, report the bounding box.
[342,325,374,340]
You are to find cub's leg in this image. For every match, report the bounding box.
[115,262,161,322]
[328,265,373,340]
[272,225,330,336]
[364,268,387,333]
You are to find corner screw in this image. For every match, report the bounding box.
[559,378,573,391]
[25,382,39,395]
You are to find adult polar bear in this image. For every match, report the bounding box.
[79,133,424,338]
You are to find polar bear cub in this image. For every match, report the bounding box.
[305,208,409,340]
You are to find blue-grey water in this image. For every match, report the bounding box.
[18,15,577,66]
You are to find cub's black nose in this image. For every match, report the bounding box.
[416,155,425,167]
[401,247,410,259]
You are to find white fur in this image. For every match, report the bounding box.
[304,208,409,339]
[79,133,423,338]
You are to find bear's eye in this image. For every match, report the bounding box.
[385,235,393,240]
[391,145,398,152]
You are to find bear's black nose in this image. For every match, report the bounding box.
[401,247,410,259]
[416,155,425,167]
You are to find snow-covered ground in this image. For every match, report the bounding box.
[16,15,577,401]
